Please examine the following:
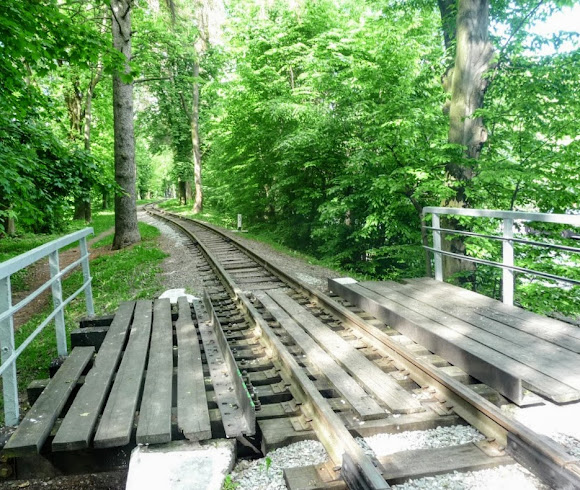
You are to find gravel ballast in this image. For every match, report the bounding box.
[139,211,206,296]
[357,425,485,457]
[228,441,328,490]
[392,464,550,490]
[501,401,580,459]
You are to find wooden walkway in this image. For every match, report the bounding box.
[329,277,580,406]
[4,298,212,457]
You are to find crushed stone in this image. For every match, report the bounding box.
[229,440,328,490]
[357,425,485,457]
[392,464,550,490]
[501,401,580,459]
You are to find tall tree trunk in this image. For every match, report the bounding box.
[111,0,140,250]
[192,61,203,214]
[442,0,494,279]
[448,0,494,175]
[0,206,15,236]
[185,180,193,203]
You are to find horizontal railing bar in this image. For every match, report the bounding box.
[423,207,580,227]
[424,226,580,254]
[0,228,93,280]
[0,279,92,376]
[424,246,580,286]
[0,254,90,324]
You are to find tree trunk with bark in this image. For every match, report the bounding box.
[111,0,141,250]
[191,61,203,214]
[440,0,494,279]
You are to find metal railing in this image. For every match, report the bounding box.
[422,207,580,307]
[0,228,94,426]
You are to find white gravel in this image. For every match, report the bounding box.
[228,440,328,490]
[501,401,580,459]
[357,425,485,458]
[392,464,550,490]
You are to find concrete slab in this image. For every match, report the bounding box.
[125,439,236,490]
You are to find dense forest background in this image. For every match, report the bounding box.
[1,0,579,314]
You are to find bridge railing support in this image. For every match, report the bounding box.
[0,228,94,426]
[423,207,580,306]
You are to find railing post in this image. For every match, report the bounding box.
[48,251,67,356]
[0,276,19,426]
[432,213,443,281]
[79,237,94,317]
[503,218,514,306]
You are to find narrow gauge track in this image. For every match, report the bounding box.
[145,205,580,490]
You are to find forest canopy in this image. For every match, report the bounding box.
[1,0,579,311]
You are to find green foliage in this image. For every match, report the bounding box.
[203,0,448,277]
[0,1,113,233]
[222,475,239,490]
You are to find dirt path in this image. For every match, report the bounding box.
[12,228,116,330]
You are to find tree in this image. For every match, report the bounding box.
[111,0,141,249]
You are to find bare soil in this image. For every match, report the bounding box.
[0,471,127,490]
[12,229,116,330]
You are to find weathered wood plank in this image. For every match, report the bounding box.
[5,347,94,456]
[378,443,513,484]
[362,282,580,389]
[268,289,424,414]
[330,279,578,404]
[52,301,136,451]
[136,299,173,444]
[410,278,580,341]
[239,282,285,291]
[384,280,580,354]
[255,292,387,420]
[175,296,211,441]
[93,301,153,448]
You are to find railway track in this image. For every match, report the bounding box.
[145,205,580,489]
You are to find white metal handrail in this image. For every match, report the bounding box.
[0,227,94,426]
[422,207,580,307]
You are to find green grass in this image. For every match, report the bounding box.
[0,221,167,426]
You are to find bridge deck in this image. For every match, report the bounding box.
[329,277,580,406]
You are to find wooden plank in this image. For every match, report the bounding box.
[136,299,173,444]
[330,279,578,404]
[268,289,423,414]
[361,282,580,389]
[255,292,387,420]
[52,301,136,451]
[93,300,153,448]
[175,296,211,441]
[239,282,285,290]
[386,280,580,354]
[410,278,580,341]
[378,443,513,484]
[235,276,278,284]
[4,347,94,456]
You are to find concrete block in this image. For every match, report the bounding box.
[125,439,236,490]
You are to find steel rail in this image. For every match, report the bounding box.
[147,206,580,489]
[146,207,388,489]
